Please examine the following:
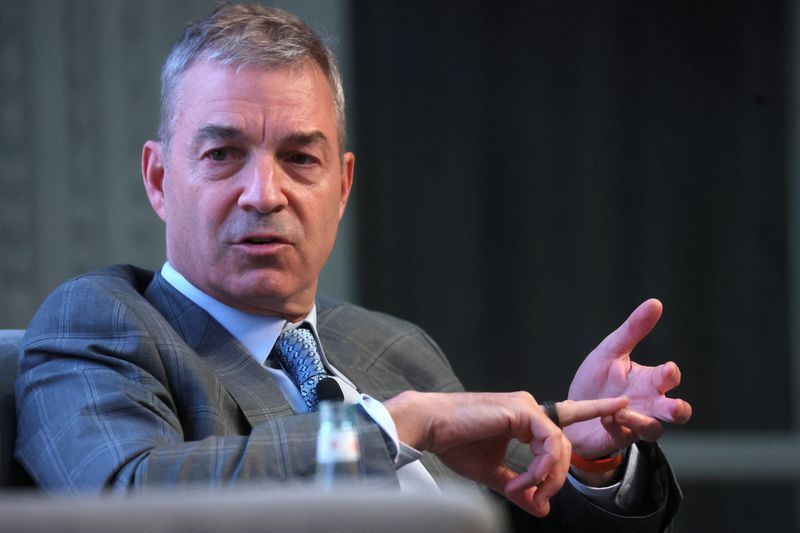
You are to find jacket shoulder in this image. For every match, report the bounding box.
[315,296,463,394]
[23,264,158,348]
[66,264,155,295]
[316,295,424,337]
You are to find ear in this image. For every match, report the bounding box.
[142,140,167,221]
[338,151,355,219]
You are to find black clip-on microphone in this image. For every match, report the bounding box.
[316,376,344,402]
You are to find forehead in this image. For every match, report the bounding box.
[172,60,338,141]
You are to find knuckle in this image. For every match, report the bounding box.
[513,390,536,405]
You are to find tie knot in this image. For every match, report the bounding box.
[273,326,327,411]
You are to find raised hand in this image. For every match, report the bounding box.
[564,299,692,462]
[385,391,628,517]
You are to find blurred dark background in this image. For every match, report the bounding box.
[1,1,796,531]
[352,3,794,530]
[354,0,789,429]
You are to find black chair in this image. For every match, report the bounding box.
[0,330,34,487]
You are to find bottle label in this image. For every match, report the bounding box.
[317,429,360,463]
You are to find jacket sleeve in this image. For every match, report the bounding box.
[503,439,682,532]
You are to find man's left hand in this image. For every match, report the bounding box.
[564,299,692,466]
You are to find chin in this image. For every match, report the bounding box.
[241,283,311,313]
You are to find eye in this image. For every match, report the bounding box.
[208,149,227,161]
[203,147,238,162]
[285,152,319,166]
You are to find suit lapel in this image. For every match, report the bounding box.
[145,274,295,426]
[316,300,414,402]
[316,303,382,400]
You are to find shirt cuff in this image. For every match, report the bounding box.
[567,445,640,511]
[357,393,423,467]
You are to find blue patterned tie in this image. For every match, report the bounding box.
[272,326,327,411]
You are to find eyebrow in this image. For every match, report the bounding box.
[281,130,330,149]
[191,125,246,150]
[190,125,332,153]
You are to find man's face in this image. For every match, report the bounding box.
[143,61,354,320]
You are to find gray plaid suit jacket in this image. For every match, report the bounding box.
[15,265,681,532]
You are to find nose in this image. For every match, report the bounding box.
[237,156,288,213]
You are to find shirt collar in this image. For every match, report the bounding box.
[160,262,317,364]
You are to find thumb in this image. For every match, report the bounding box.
[593,299,663,359]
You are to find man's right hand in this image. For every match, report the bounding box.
[384,391,628,517]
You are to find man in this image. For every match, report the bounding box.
[15,4,691,531]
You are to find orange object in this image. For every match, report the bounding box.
[570,451,624,473]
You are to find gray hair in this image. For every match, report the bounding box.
[158,3,346,152]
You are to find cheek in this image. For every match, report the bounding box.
[166,187,228,245]
[306,193,342,241]
[189,182,233,219]
[314,207,343,261]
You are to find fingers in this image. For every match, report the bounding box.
[524,411,565,484]
[504,408,573,517]
[646,362,692,422]
[598,410,664,451]
[600,414,638,449]
[614,408,664,441]
[503,433,572,517]
[503,481,550,517]
[529,433,572,513]
[656,397,693,424]
[595,299,663,360]
[650,361,681,393]
[629,385,692,424]
[580,396,693,453]
[553,397,628,427]
[484,468,543,517]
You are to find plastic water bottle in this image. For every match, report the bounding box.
[315,400,361,487]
